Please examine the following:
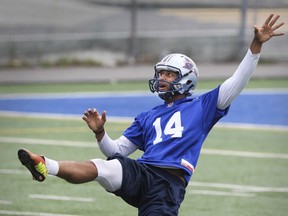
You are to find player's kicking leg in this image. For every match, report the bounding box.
[17,148,123,192]
[17,148,98,183]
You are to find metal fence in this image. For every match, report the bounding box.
[0,0,287,67]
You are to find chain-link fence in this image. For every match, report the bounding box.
[0,0,287,67]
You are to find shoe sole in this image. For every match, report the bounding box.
[18,149,45,182]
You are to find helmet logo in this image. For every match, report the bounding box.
[182,57,199,77]
[182,57,193,70]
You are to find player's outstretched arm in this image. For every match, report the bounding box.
[250,14,285,54]
[217,14,285,110]
[82,108,106,141]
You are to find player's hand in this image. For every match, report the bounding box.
[82,108,106,134]
[253,14,285,44]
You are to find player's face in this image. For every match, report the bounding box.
[157,70,178,91]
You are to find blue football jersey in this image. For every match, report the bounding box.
[123,86,229,183]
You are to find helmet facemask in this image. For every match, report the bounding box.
[149,54,199,101]
[149,68,184,100]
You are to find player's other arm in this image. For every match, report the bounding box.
[217,14,285,110]
[82,108,138,157]
[98,134,138,157]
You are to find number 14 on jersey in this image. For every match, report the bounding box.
[152,111,184,144]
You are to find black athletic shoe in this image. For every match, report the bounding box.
[18,148,47,182]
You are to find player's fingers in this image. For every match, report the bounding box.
[273,32,285,37]
[83,108,95,118]
[264,14,273,26]
[83,110,89,117]
[272,22,285,31]
[94,108,102,117]
[269,14,280,27]
[82,115,88,122]
[87,108,94,115]
[101,111,107,122]
[86,108,100,116]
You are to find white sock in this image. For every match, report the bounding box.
[44,157,59,175]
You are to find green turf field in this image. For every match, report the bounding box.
[0,80,288,215]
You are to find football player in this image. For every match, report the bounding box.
[18,14,284,215]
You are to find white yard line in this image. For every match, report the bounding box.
[189,181,288,193]
[189,181,288,197]
[1,136,287,159]
[0,210,79,216]
[0,136,94,148]
[187,181,288,197]
[2,167,287,195]
[0,200,12,205]
[0,169,28,175]
[189,190,256,197]
[29,194,94,202]
[201,148,288,159]
[217,122,288,131]
[0,110,133,122]
[2,168,287,199]
[1,110,288,130]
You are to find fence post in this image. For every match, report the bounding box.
[238,0,248,59]
[129,0,138,64]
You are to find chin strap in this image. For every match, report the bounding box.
[158,91,174,100]
[158,91,183,101]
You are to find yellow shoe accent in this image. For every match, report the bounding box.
[35,162,48,178]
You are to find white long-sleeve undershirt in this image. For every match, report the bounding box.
[217,49,260,110]
[98,49,261,157]
[98,133,137,157]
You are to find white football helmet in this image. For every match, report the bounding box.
[149,53,199,100]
